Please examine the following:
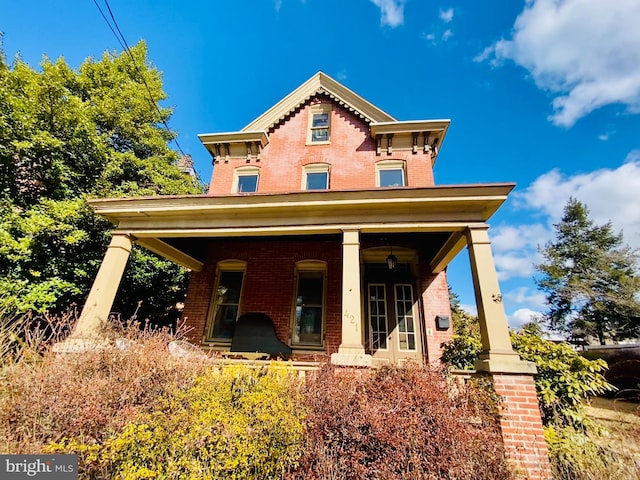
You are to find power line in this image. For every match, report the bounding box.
[91,0,187,158]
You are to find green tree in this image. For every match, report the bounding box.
[536,198,640,344]
[0,39,203,319]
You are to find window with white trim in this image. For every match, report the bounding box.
[291,260,326,347]
[302,163,330,190]
[208,260,247,341]
[232,166,260,193]
[376,160,406,187]
[307,104,331,144]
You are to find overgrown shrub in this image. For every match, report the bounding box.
[511,325,613,427]
[289,363,511,480]
[0,315,207,453]
[545,425,640,480]
[49,364,306,479]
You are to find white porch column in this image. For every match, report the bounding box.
[331,229,372,366]
[465,226,535,373]
[53,233,134,352]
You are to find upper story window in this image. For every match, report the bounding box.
[376,160,406,187]
[307,104,332,145]
[232,166,260,193]
[302,163,330,190]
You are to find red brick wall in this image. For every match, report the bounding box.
[492,373,552,480]
[183,236,454,362]
[419,270,453,362]
[182,237,343,354]
[208,97,435,195]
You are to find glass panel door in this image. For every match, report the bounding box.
[366,277,422,363]
[368,284,388,352]
[395,284,417,351]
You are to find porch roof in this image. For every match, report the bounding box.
[89,183,514,273]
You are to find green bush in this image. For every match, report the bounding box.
[511,325,612,427]
[48,364,306,480]
[441,322,612,427]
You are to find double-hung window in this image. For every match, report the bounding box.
[307,105,331,145]
[233,166,260,193]
[292,260,326,347]
[376,160,406,187]
[302,163,330,190]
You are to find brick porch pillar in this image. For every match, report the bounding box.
[465,226,551,479]
[493,374,551,479]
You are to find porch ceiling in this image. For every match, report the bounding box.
[89,183,514,272]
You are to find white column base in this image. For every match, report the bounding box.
[331,345,373,367]
[51,336,111,353]
[474,350,537,374]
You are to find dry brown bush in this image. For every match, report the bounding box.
[0,314,209,453]
[289,363,512,480]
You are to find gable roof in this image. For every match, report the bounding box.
[242,72,396,132]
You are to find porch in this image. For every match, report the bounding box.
[56,184,534,374]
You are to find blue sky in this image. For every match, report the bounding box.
[3,0,640,329]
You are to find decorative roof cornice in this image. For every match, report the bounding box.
[242,72,396,132]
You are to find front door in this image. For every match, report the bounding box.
[366,264,422,363]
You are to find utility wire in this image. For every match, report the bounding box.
[91,0,188,158]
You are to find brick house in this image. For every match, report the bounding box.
[59,72,551,478]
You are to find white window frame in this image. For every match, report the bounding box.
[301,163,331,190]
[232,166,260,193]
[206,260,247,342]
[291,260,327,348]
[306,104,332,145]
[376,160,406,187]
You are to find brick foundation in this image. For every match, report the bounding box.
[492,373,552,480]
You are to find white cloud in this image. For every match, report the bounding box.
[336,69,348,81]
[504,287,547,309]
[495,253,539,281]
[508,308,543,329]
[490,224,550,253]
[490,224,549,280]
[490,152,640,283]
[424,32,436,44]
[370,0,405,27]
[476,0,640,127]
[517,152,640,249]
[441,29,454,41]
[439,7,454,23]
[459,304,477,316]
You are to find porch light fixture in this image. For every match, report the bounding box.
[386,247,398,271]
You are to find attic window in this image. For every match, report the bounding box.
[307,105,331,145]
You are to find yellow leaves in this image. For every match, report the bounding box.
[44,363,306,479]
